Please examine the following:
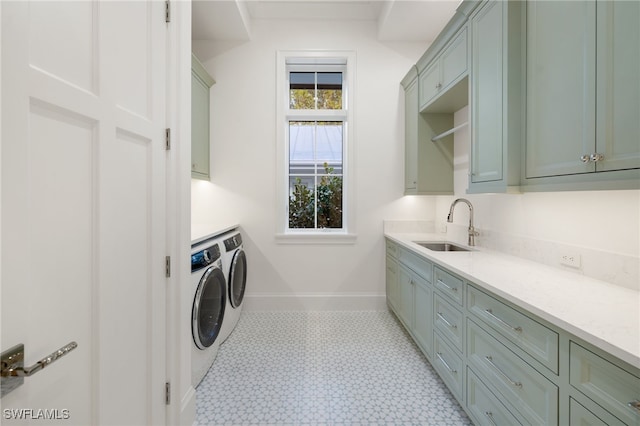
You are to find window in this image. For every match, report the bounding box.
[276,52,355,242]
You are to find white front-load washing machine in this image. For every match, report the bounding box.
[191,238,226,387]
[218,230,247,343]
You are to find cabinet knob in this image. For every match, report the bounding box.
[590,153,604,162]
[580,154,590,163]
[436,83,442,90]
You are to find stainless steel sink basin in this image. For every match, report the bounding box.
[414,241,472,252]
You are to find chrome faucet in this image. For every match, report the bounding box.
[447,198,479,246]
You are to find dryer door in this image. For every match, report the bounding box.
[229,249,247,308]
[193,265,226,349]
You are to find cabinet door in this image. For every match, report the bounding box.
[525,1,596,178]
[596,0,640,172]
[386,255,399,311]
[441,28,468,93]
[398,266,415,329]
[404,78,418,191]
[413,278,433,358]
[470,0,504,183]
[419,60,441,111]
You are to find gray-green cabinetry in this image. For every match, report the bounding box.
[468,0,523,193]
[524,0,640,188]
[191,53,215,180]
[385,240,434,359]
[417,27,468,113]
[401,69,454,195]
[384,239,640,425]
[385,240,399,312]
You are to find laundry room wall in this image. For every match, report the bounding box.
[191,19,434,309]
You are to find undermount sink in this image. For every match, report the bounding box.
[414,241,472,252]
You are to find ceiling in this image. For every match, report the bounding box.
[192,0,461,43]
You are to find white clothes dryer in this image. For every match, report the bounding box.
[191,239,226,387]
[218,230,247,343]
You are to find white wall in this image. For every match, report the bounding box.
[192,19,434,309]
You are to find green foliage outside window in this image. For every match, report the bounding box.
[289,163,343,229]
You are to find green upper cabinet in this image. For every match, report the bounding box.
[401,68,454,195]
[191,53,215,180]
[595,1,640,173]
[468,0,523,193]
[524,0,640,188]
[418,26,469,113]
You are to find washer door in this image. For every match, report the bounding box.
[229,249,247,308]
[193,265,226,349]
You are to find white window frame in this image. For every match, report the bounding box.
[276,50,356,244]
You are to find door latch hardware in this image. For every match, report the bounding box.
[1,342,78,398]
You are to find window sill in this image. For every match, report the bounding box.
[275,232,357,245]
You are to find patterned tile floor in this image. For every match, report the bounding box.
[196,311,472,425]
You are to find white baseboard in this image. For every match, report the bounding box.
[243,293,387,311]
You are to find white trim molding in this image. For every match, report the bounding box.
[276,50,357,243]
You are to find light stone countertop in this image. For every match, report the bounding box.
[191,222,240,245]
[385,231,640,368]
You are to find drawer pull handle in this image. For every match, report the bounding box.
[485,356,522,389]
[437,312,458,329]
[436,352,457,374]
[628,400,640,413]
[437,279,458,293]
[484,411,498,426]
[485,309,522,333]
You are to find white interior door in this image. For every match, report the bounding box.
[1,1,167,424]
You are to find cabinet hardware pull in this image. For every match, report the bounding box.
[436,83,442,89]
[437,312,457,329]
[436,352,457,374]
[485,356,522,389]
[580,154,590,163]
[590,153,604,162]
[485,309,522,333]
[484,411,498,426]
[437,279,458,293]
[628,400,640,413]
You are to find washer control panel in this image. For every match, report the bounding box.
[191,244,221,273]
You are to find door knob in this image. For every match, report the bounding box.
[1,341,78,397]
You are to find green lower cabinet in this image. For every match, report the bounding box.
[467,367,523,426]
[434,331,465,403]
[413,279,433,358]
[569,342,640,426]
[386,243,638,426]
[397,265,415,330]
[385,254,399,311]
[467,319,558,425]
[434,294,464,353]
[570,398,626,426]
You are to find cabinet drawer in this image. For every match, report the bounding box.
[434,294,463,353]
[467,368,522,426]
[433,331,464,402]
[467,285,559,373]
[570,342,640,425]
[570,398,625,426]
[467,319,558,425]
[385,239,398,258]
[434,266,463,305]
[398,248,433,282]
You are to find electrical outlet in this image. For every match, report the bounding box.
[559,252,581,268]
